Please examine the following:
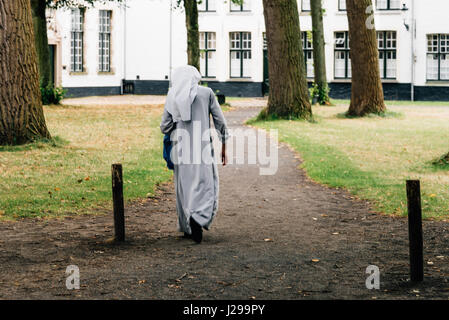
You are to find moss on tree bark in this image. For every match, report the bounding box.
[311,0,330,105]
[184,0,200,70]
[31,0,51,88]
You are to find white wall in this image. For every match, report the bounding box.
[56,3,125,88]
[414,0,449,86]
[124,0,187,81]
[198,0,265,82]
[53,0,449,90]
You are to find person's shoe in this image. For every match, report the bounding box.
[190,216,203,244]
[183,232,192,239]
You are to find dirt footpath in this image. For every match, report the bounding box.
[0,106,448,299]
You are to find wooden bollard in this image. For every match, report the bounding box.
[112,164,125,242]
[406,180,423,282]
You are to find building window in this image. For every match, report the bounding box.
[198,0,216,12]
[99,10,111,72]
[338,0,346,11]
[334,31,351,79]
[427,34,449,81]
[71,8,84,72]
[230,32,251,78]
[200,32,216,77]
[376,0,401,10]
[301,32,314,78]
[230,0,251,12]
[377,31,397,79]
[301,0,311,12]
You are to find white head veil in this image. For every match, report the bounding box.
[166,65,202,122]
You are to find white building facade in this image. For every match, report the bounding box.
[47,0,449,100]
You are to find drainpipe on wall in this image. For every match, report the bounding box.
[121,0,127,95]
[169,0,173,88]
[410,0,415,101]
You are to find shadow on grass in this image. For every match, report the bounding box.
[335,110,404,119]
[0,136,69,152]
[246,107,318,124]
[331,99,449,107]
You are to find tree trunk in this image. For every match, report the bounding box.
[346,0,386,116]
[310,0,329,105]
[262,0,312,120]
[0,0,51,145]
[31,0,51,88]
[184,0,200,70]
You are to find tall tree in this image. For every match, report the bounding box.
[31,0,51,88]
[345,0,386,116]
[180,0,241,71]
[261,0,312,120]
[0,0,51,145]
[183,0,200,69]
[310,0,329,105]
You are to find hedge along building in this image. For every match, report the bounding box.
[47,0,449,100]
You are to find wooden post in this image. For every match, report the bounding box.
[112,164,125,242]
[406,180,423,282]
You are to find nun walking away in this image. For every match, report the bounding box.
[160,65,229,244]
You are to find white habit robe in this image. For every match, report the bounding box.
[160,66,229,234]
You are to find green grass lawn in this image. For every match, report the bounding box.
[249,103,449,220]
[0,104,172,220]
